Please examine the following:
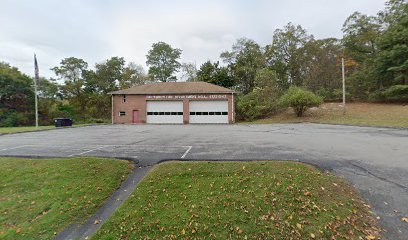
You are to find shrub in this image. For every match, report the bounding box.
[368,90,384,102]
[332,89,352,102]
[55,103,77,119]
[279,87,323,117]
[316,88,351,102]
[369,85,408,103]
[236,88,281,121]
[82,118,109,124]
[0,109,30,127]
[381,85,408,103]
[236,68,283,121]
[316,88,333,101]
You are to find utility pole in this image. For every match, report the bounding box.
[34,54,39,128]
[341,57,346,115]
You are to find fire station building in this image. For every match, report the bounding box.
[111,82,235,124]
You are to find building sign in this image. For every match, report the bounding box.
[146,94,228,100]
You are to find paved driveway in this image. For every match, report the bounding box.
[1,124,407,239]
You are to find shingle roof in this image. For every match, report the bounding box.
[110,82,235,95]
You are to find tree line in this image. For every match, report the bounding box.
[0,0,406,126]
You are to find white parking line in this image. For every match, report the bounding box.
[68,146,105,157]
[181,146,192,159]
[0,145,30,152]
[94,144,192,148]
[0,144,191,159]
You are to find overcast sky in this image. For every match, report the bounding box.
[1,0,386,78]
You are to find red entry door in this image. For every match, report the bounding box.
[132,110,140,124]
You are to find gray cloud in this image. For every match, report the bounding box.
[0,0,386,78]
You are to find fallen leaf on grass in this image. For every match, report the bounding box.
[310,233,315,238]
[181,229,185,235]
[366,235,376,240]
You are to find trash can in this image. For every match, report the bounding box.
[55,118,73,127]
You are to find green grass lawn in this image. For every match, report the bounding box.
[0,126,56,134]
[0,124,102,134]
[93,161,380,240]
[244,102,408,128]
[0,157,132,240]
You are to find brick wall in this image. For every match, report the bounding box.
[112,94,235,124]
[112,95,147,124]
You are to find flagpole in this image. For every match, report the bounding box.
[34,54,39,128]
[341,57,346,115]
[34,79,38,128]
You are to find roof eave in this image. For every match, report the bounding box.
[111,91,235,95]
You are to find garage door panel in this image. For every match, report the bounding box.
[147,101,183,112]
[146,101,183,124]
[189,101,229,124]
[189,115,228,124]
[147,115,183,124]
[189,101,228,112]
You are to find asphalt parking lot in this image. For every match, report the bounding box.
[1,123,407,239]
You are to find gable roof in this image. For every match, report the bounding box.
[110,82,235,95]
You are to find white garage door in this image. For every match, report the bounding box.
[146,101,183,124]
[189,101,229,124]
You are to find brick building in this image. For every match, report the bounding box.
[110,82,235,124]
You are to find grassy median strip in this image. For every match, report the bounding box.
[0,124,104,134]
[245,102,408,128]
[0,126,56,134]
[94,161,380,239]
[0,157,132,240]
